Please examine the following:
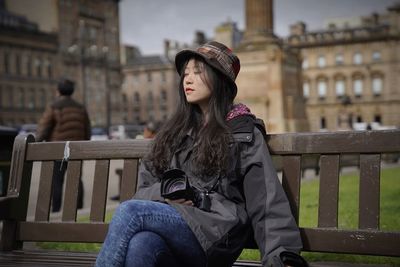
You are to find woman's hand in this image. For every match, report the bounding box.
[165,198,194,206]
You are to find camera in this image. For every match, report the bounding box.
[161,168,211,211]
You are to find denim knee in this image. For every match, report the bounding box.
[125,231,178,267]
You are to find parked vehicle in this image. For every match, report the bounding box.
[90,127,109,140]
[18,124,37,136]
[109,124,144,140]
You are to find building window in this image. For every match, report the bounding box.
[374,114,382,124]
[133,92,140,104]
[335,53,344,65]
[40,89,46,108]
[122,94,128,112]
[303,82,310,99]
[16,55,21,75]
[356,115,363,123]
[147,91,153,107]
[317,80,327,99]
[4,52,10,74]
[353,79,363,97]
[28,88,35,109]
[335,79,345,98]
[372,51,381,62]
[317,55,326,68]
[372,77,383,96]
[353,52,362,65]
[45,59,52,78]
[147,72,152,82]
[7,86,13,108]
[320,117,326,130]
[18,87,25,108]
[161,71,166,82]
[302,58,308,69]
[35,58,41,77]
[26,56,32,76]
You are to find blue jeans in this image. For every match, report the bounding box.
[95,200,206,267]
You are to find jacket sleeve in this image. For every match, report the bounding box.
[133,160,164,202]
[241,127,302,266]
[35,106,55,142]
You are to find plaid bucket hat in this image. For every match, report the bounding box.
[175,41,240,96]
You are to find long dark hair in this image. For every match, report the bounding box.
[146,56,236,177]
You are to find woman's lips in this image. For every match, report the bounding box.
[185,88,194,93]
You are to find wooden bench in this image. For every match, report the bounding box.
[0,130,399,266]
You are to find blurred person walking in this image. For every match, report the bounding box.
[36,78,91,212]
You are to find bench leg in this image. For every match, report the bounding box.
[0,221,22,251]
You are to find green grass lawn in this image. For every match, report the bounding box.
[237,166,400,265]
[38,166,400,265]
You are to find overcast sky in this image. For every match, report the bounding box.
[119,0,398,55]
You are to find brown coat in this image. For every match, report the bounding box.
[36,96,91,142]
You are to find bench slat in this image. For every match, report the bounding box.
[282,156,301,222]
[268,130,399,154]
[359,154,381,230]
[0,250,97,266]
[120,159,139,202]
[18,222,108,243]
[35,161,54,221]
[62,161,82,222]
[301,227,400,256]
[318,155,339,227]
[90,160,110,222]
[26,140,151,161]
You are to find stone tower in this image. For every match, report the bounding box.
[235,0,308,133]
[244,0,274,41]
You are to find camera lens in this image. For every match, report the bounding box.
[164,178,186,193]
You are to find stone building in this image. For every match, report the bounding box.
[0,2,58,126]
[1,0,122,129]
[235,0,309,133]
[121,32,208,124]
[121,50,179,124]
[288,3,400,131]
[214,19,242,50]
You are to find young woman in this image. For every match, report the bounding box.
[96,42,306,267]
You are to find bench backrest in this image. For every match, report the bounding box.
[1,130,399,257]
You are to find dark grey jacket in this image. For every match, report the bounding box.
[133,116,302,267]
